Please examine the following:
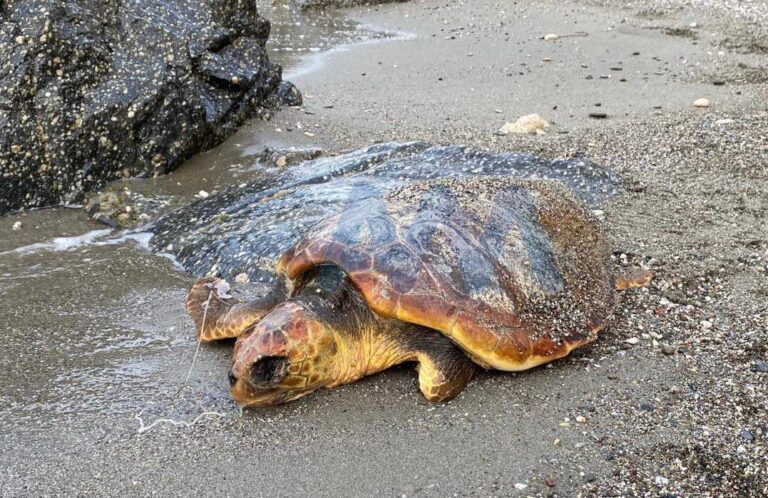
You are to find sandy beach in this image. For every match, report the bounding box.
[1,0,765,495]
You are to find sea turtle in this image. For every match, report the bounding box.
[185,176,649,406]
[151,142,620,282]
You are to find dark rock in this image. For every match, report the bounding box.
[664,27,697,39]
[86,188,169,227]
[85,199,102,217]
[150,142,620,280]
[589,112,608,119]
[661,344,677,355]
[740,430,754,442]
[255,146,324,168]
[639,402,656,412]
[297,0,408,9]
[277,81,303,107]
[92,213,119,228]
[752,359,768,373]
[0,0,291,215]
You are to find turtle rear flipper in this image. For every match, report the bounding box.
[186,277,283,342]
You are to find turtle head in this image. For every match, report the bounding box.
[229,301,343,407]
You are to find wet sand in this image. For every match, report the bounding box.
[1,0,766,496]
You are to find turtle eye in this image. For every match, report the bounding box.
[250,356,288,385]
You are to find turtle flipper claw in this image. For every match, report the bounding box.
[186,277,239,342]
[186,276,283,342]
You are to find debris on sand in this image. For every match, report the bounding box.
[85,189,168,227]
[541,32,589,40]
[498,114,551,135]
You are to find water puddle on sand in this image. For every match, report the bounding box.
[0,3,398,432]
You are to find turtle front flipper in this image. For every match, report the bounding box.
[400,327,479,402]
[186,277,283,342]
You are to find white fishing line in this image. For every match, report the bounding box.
[134,290,227,433]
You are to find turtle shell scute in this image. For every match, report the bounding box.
[279,177,615,371]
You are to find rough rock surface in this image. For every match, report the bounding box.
[150,141,618,283]
[0,0,297,215]
[296,0,409,10]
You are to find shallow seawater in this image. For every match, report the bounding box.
[262,1,399,78]
[0,3,395,432]
[0,225,232,432]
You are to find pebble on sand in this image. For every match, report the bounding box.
[197,190,210,198]
[12,221,22,230]
[661,344,677,355]
[498,114,550,135]
[543,33,560,41]
[693,98,711,108]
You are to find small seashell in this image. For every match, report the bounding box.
[693,98,710,108]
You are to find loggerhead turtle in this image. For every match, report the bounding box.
[151,142,620,282]
[185,177,649,406]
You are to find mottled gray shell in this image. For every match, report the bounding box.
[152,142,619,296]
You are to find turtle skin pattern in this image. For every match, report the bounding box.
[278,177,616,371]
